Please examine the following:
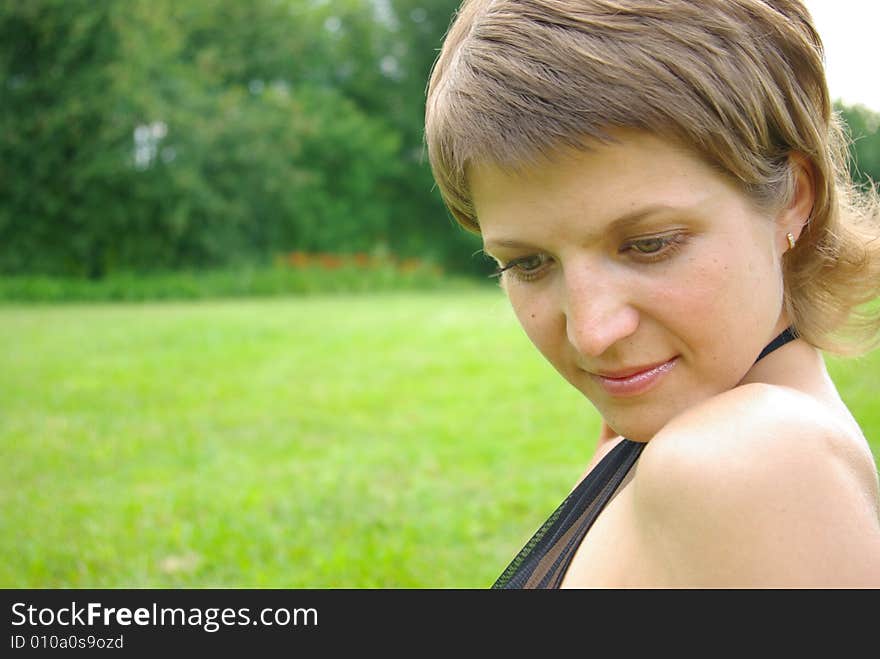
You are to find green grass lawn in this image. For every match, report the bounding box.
[2,291,878,587]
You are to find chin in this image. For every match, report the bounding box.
[608,421,657,443]
[599,386,723,442]
[594,402,681,443]
[573,372,687,442]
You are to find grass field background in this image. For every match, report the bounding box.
[3,290,878,587]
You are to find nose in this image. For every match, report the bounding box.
[563,265,638,358]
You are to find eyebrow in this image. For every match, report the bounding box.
[482,203,690,251]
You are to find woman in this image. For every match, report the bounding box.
[424,0,880,587]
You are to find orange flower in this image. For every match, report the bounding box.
[353,253,372,267]
[399,258,423,273]
[287,251,310,268]
[318,253,344,270]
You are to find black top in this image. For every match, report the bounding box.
[491,326,799,589]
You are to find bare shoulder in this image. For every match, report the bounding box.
[640,383,879,496]
[632,383,880,587]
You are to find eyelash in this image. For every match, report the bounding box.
[490,233,688,282]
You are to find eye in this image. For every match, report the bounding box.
[622,233,688,261]
[630,237,667,254]
[490,253,552,282]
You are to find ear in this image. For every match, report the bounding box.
[776,152,816,250]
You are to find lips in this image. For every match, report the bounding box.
[589,357,678,397]
[594,359,675,380]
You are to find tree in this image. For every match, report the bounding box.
[0,0,409,277]
[836,102,880,191]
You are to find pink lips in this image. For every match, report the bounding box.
[590,357,678,397]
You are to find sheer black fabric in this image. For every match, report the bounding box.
[492,438,644,588]
[491,326,797,589]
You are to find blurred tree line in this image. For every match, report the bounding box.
[1,1,879,279]
[0,0,480,279]
[837,103,880,192]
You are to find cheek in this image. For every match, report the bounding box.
[648,246,782,364]
[506,286,562,358]
[639,249,730,332]
[698,240,782,322]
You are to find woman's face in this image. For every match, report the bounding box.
[471,132,795,441]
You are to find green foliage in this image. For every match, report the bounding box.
[0,260,477,303]
[836,102,880,190]
[0,0,479,280]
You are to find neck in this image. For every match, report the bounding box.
[740,340,851,418]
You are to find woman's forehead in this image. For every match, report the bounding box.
[470,133,728,215]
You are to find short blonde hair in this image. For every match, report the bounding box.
[425,0,880,354]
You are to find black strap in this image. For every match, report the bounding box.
[753,326,798,365]
[491,439,646,589]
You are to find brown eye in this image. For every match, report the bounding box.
[515,254,547,272]
[490,253,552,282]
[623,233,688,263]
[631,237,667,254]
